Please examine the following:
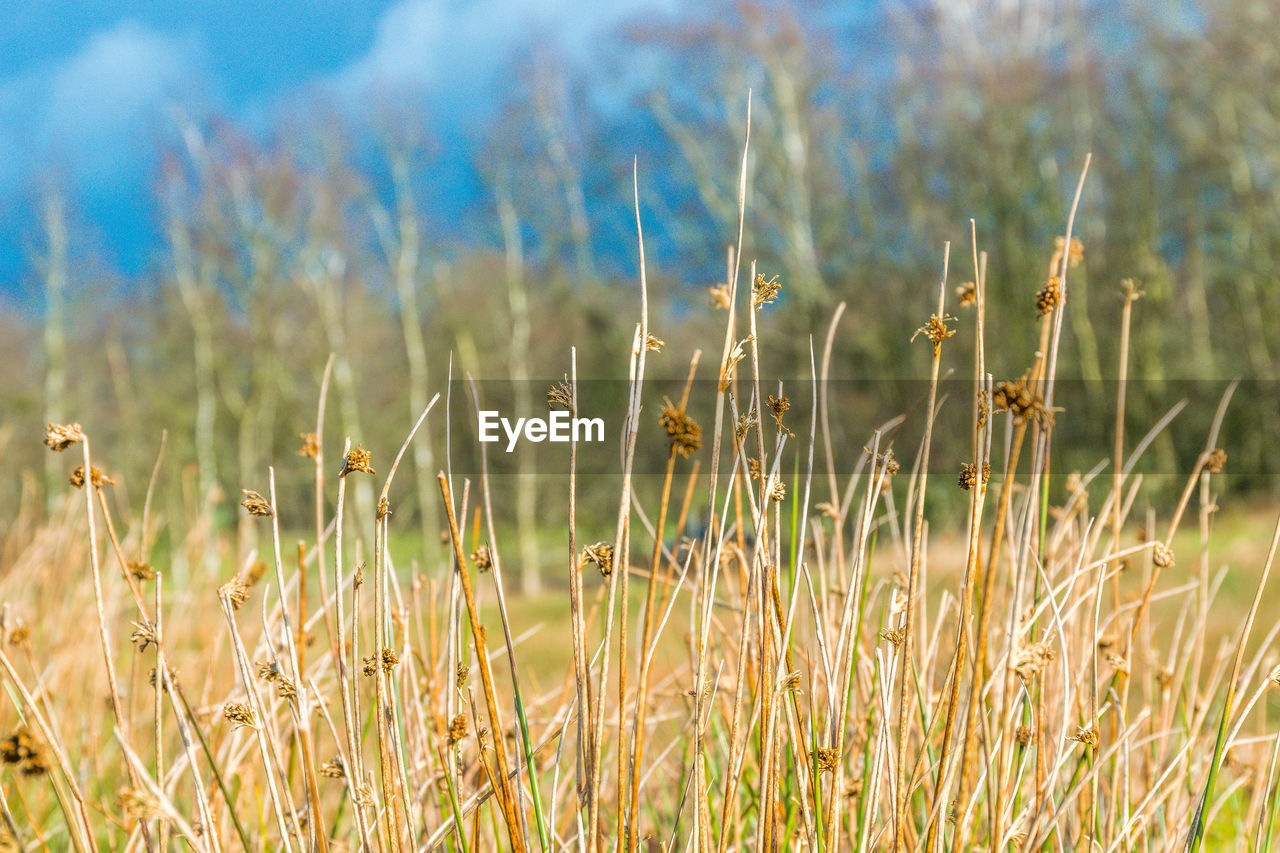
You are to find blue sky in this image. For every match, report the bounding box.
[0,0,675,290]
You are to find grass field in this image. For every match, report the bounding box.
[4,158,1280,853]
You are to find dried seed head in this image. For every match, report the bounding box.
[44,422,85,452]
[977,390,990,428]
[470,545,492,572]
[708,283,731,310]
[247,560,269,585]
[813,747,840,773]
[767,394,793,437]
[257,660,282,682]
[547,377,574,412]
[0,726,47,776]
[912,314,957,353]
[275,677,298,701]
[880,628,905,648]
[1152,543,1175,569]
[735,411,756,440]
[319,757,345,778]
[70,465,114,489]
[118,787,161,820]
[377,496,391,520]
[867,448,900,477]
[150,667,176,692]
[1055,236,1084,268]
[1013,642,1055,682]
[752,273,781,307]
[1036,276,1061,318]
[747,457,761,481]
[447,713,468,745]
[582,542,614,577]
[342,446,375,476]
[6,621,29,646]
[1205,448,1227,475]
[769,479,787,502]
[298,432,320,460]
[659,398,701,457]
[364,647,398,676]
[221,579,251,610]
[129,620,157,652]
[957,462,979,491]
[718,336,751,391]
[1071,725,1099,749]
[127,561,155,581]
[240,490,273,517]
[1107,653,1130,675]
[455,664,470,688]
[645,334,665,353]
[778,671,802,694]
[956,281,977,307]
[223,702,257,729]
[1015,725,1033,747]
[993,377,1052,427]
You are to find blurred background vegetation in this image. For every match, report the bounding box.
[3,0,1279,588]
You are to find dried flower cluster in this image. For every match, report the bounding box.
[127,561,156,581]
[767,394,793,436]
[130,619,157,652]
[913,313,957,353]
[70,465,114,488]
[221,579,251,611]
[1071,725,1100,749]
[659,399,701,457]
[752,273,781,307]
[0,726,47,776]
[993,378,1052,427]
[1053,236,1085,269]
[582,542,614,577]
[364,647,399,676]
[1013,641,1056,682]
[1036,276,1061,318]
[298,432,320,460]
[471,545,493,572]
[223,702,257,729]
[342,446,375,475]
[117,787,161,820]
[547,378,574,412]
[44,422,85,452]
[447,713,468,746]
[240,490,273,517]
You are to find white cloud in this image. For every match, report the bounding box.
[45,23,198,149]
[331,0,673,102]
[0,21,201,191]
